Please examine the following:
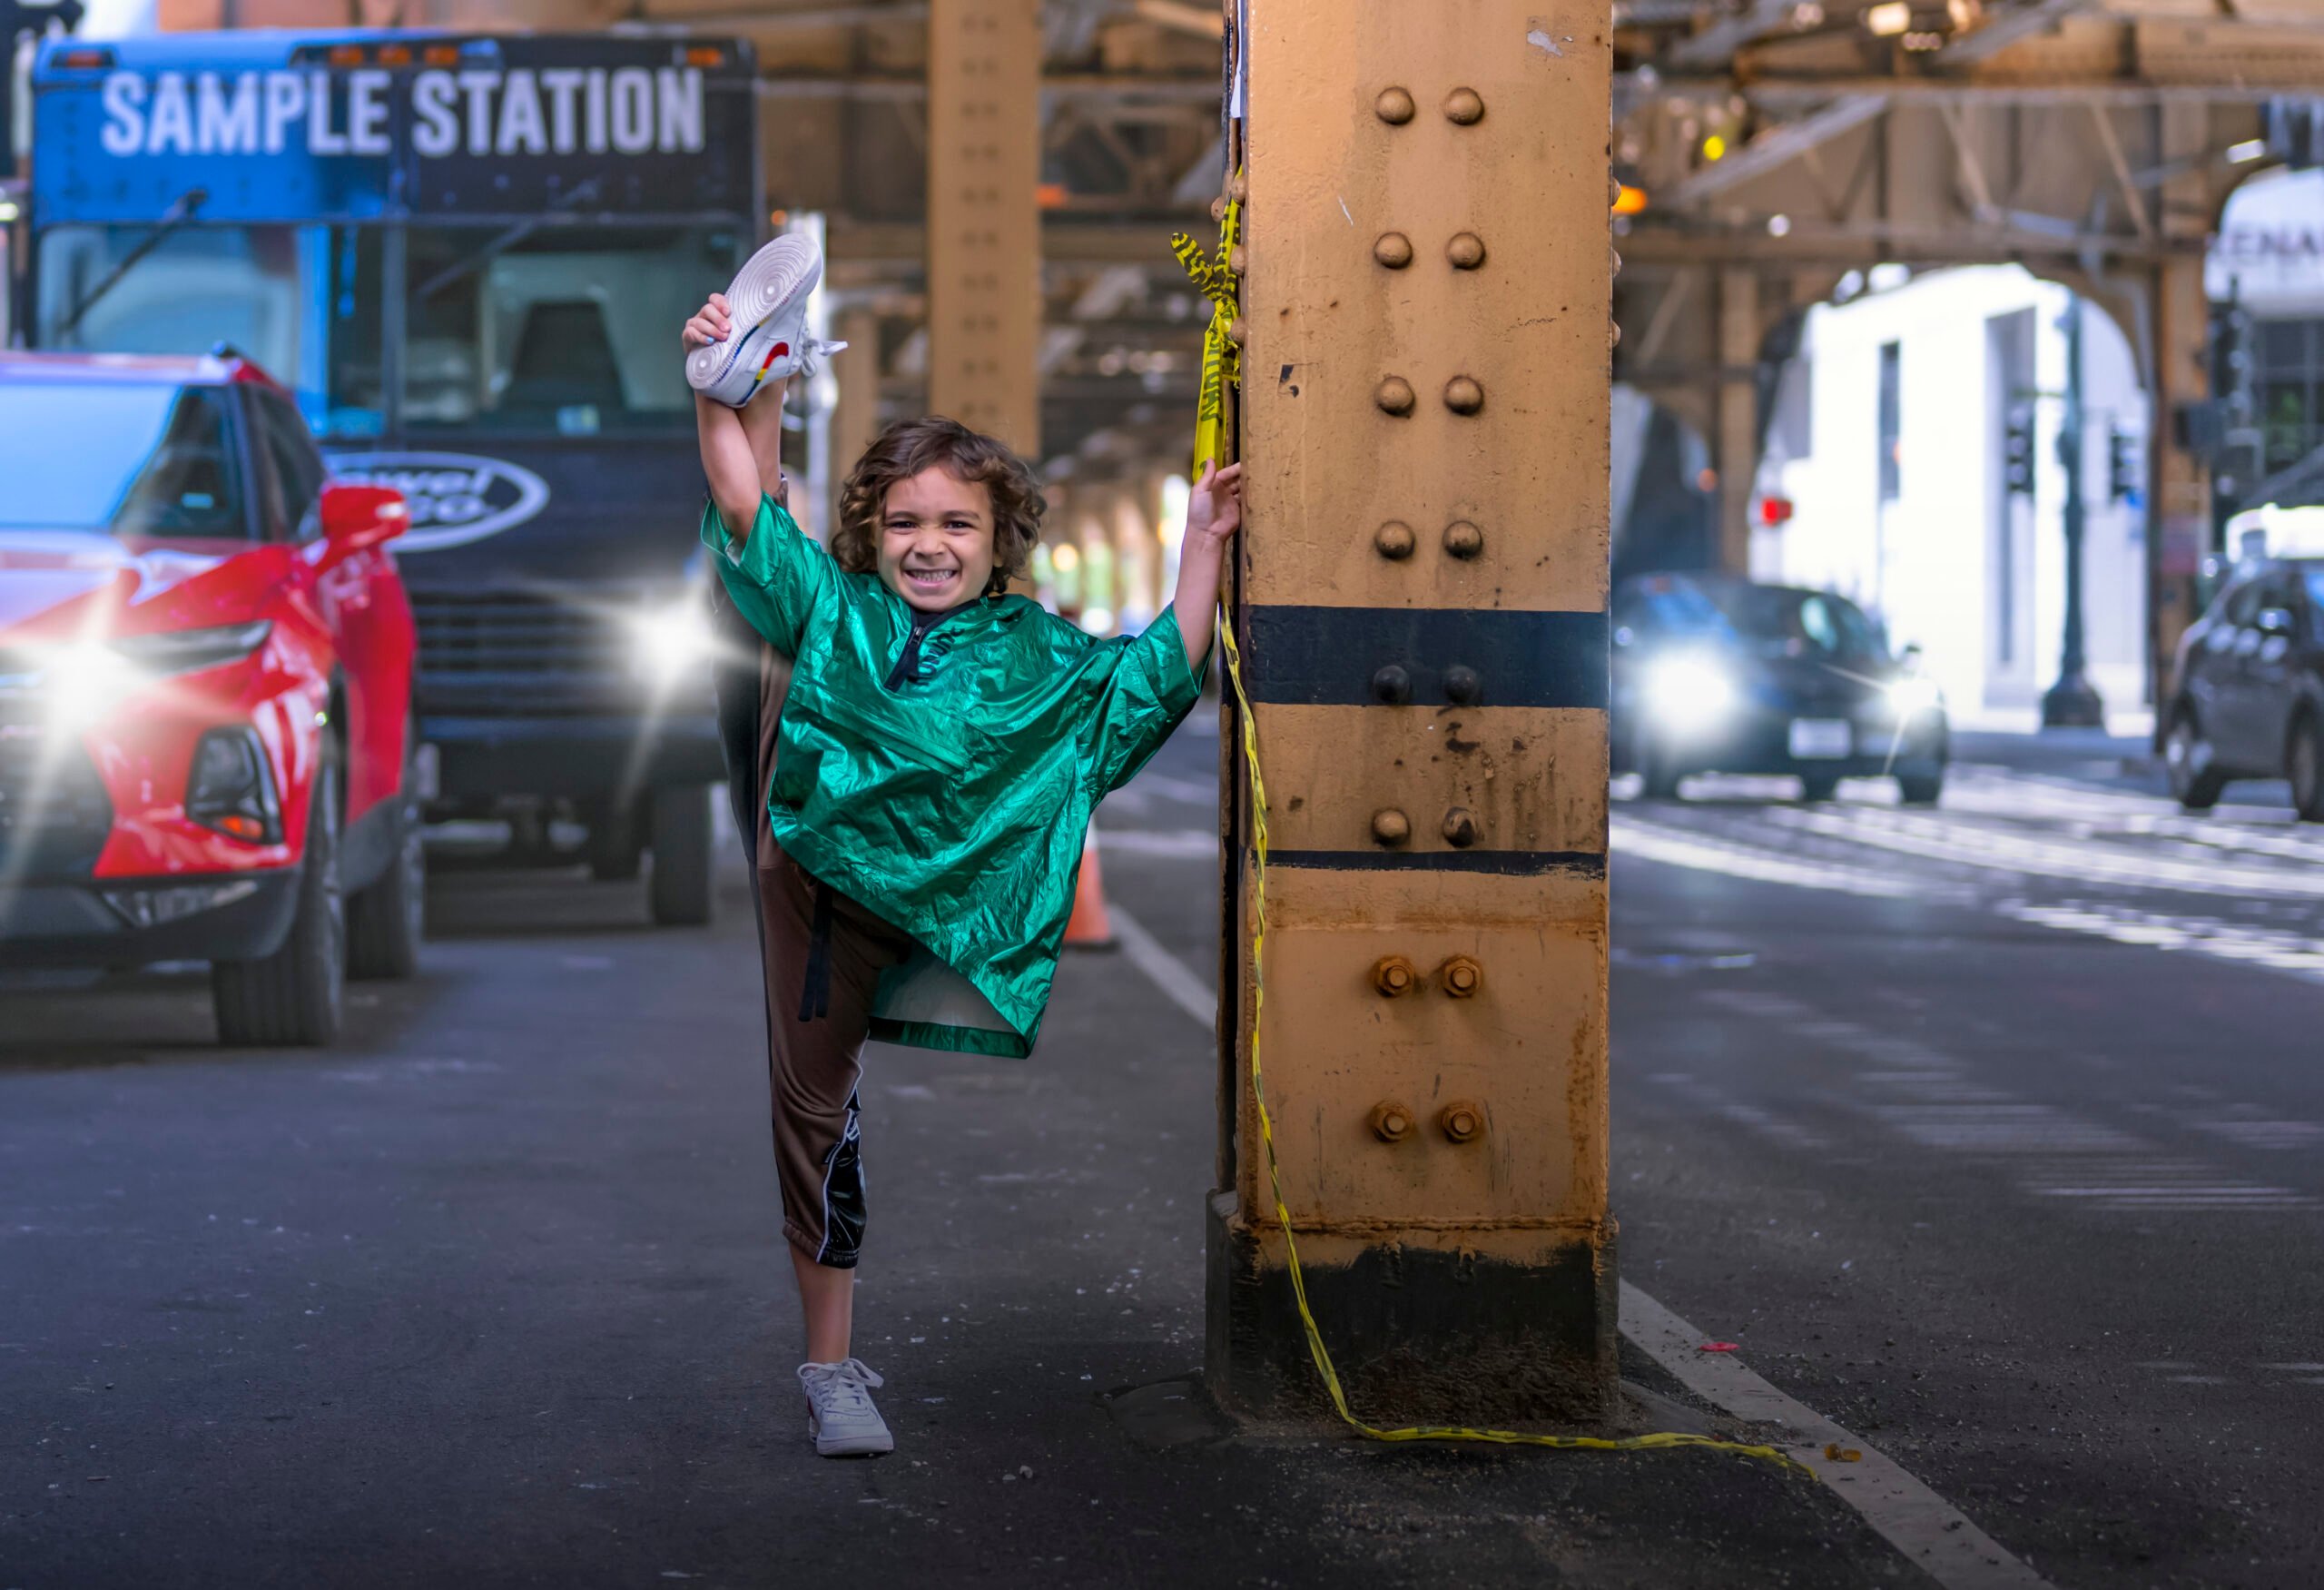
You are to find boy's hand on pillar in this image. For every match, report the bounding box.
[1170,460,1243,671]
[1185,461,1244,557]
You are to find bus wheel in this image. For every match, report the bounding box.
[586,798,645,882]
[649,784,715,927]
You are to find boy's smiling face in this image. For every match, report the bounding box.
[879,467,998,612]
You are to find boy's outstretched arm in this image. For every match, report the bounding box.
[1169,459,1243,671]
[686,292,790,541]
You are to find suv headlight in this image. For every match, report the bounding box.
[1886,676,1944,717]
[30,622,272,730]
[1644,655,1738,734]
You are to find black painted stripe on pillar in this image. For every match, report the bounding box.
[1269,849,1607,877]
[1241,606,1609,710]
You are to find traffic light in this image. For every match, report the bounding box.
[2107,426,2140,504]
[2211,301,2256,418]
[2003,404,2036,498]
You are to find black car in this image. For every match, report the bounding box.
[1611,574,1949,804]
[2164,557,2324,820]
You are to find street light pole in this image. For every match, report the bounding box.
[2043,290,2107,729]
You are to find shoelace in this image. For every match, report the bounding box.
[792,337,849,380]
[798,1357,882,1418]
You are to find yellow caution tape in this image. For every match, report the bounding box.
[1185,198,1808,1479]
[1170,189,1241,479]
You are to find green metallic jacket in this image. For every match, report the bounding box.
[704,495,1205,1058]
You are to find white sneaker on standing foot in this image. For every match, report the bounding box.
[685,232,848,408]
[798,1358,893,1457]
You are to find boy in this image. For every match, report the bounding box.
[683,234,1243,1458]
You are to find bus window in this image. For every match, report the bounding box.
[34,224,386,439]
[403,224,739,436]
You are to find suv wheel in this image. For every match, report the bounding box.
[348,785,424,980]
[648,783,714,926]
[2165,708,2226,812]
[214,759,345,1046]
[1897,769,1945,806]
[2291,716,2324,825]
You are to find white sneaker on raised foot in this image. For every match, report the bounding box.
[798,1358,894,1457]
[685,232,849,408]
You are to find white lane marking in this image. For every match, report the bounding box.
[1610,815,1940,898]
[1091,826,1222,859]
[2004,902,2324,983]
[1646,1072,1828,1151]
[1106,914,2027,1582]
[1619,1282,2054,1590]
[1108,904,1216,1028]
[1125,773,1218,805]
[1768,805,2324,899]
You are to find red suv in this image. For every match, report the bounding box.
[0,351,422,1044]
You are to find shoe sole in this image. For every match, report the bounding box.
[685,233,823,400]
[808,1414,893,1458]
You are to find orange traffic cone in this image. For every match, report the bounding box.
[1062,830,1115,950]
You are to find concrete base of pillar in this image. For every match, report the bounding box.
[1203,1191,1619,1428]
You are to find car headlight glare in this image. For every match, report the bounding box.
[1886,676,1944,717]
[41,643,149,729]
[1643,655,1738,735]
[631,603,712,688]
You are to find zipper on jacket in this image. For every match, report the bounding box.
[884,604,973,691]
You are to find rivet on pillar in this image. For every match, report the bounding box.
[1374,86,1415,124]
[1371,807,1412,846]
[1441,807,1478,847]
[1374,520,1417,559]
[1375,376,1416,416]
[1374,232,1414,270]
[1443,519,1483,559]
[1442,87,1484,124]
[1446,232,1485,271]
[1443,376,1483,415]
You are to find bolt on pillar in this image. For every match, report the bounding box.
[926,0,1040,455]
[1208,0,1617,1427]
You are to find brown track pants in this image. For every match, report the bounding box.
[717,613,914,1269]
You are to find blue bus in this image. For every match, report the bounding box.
[25,29,762,922]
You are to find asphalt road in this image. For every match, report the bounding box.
[4,717,2320,1586]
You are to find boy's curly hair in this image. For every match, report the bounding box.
[832,417,1046,596]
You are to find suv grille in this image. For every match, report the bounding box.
[0,708,114,880]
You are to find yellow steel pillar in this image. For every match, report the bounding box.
[1211,0,1616,1425]
[2150,252,2212,702]
[1714,267,1760,576]
[2148,99,2220,712]
[926,0,1042,455]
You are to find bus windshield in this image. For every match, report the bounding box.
[35,222,741,439]
[36,223,380,438]
[403,223,741,436]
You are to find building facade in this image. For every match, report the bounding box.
[1754,265,2152,729]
